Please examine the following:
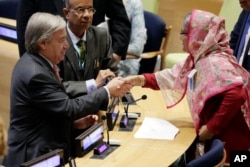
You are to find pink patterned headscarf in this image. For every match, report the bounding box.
[156,9,250,132]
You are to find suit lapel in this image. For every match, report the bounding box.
[65,34,83,80]
[31,54,64,87]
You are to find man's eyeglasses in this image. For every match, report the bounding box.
[71,7,96,15]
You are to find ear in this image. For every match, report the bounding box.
[39,40,47,50]
[63,8,70,19]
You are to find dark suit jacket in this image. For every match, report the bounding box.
[93,0,131,59]
[17,0,131,59]
[3,53,109,167]
[230,10,250,71]
[59,26,118,98]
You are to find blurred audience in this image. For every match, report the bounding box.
[0,117,7,163]
[118,0,147,77]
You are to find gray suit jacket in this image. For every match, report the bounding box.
[59,26,118,98]
[4,53,109,167]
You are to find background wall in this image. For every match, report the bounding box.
[219,0,242,33]
[141,0,158,13]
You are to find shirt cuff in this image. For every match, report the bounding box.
[86,79,97,93]
[103,86,111,98]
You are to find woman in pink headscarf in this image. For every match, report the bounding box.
[125,9,250,163]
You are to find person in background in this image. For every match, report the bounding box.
[118,0,147,77]
[3,12,131,167]
[229,0,250,71]
[0,117,7,164]
[92,0,131,62]
[16,0,131,63]
[125,9,250,164]
[60,0,118,98]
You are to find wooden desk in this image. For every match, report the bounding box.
[0,17,18,129]
[70,87,196,167]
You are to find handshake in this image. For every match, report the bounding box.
[95,69,145,97]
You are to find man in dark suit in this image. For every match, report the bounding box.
[16,0,131,62]
[60,0,118,98]
[230,0,250,71]
[3,12,131,167]
[92,0,131,61]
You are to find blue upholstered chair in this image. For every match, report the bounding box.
[0,0,19,19]
[186,139,226,167]
[138,10,172,74]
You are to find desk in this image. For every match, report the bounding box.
[70,87,196,167]
[0,17,18,128]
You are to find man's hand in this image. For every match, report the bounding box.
[73,115,98,129]
[106,77,132,97]
[95,69,116,88]
[113,53,121,63]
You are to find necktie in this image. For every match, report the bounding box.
[53,65,61,81]
[77,40,86,69]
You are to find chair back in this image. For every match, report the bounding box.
[143,10,166,52]
[186,139,226,167]
[139,11,168,74]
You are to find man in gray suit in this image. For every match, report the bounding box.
[60,0,118,99]
[3,12,131,167]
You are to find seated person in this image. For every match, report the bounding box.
[118,0,147,77]
[60,0,118,99]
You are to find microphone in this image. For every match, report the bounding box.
[125,95,147,118]
[68,157,76,167]
[101,115,109,145]
[120,94,147,128]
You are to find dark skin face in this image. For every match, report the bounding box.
[239,0,250,11]
[63,0,94,38]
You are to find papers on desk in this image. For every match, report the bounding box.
[134,117,179,140]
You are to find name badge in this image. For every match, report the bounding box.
[187,69,197,91]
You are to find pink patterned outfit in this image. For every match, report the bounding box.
[142,10,250,162]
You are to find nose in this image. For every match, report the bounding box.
[64,40,69,49]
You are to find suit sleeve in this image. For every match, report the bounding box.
[229,10,247,56]
[101,29,119,75]
[63,80,88,98]
[106,0,131,60]
[29,73,109,120]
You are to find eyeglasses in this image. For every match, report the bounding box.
[71,7,96,15]
[180,28,187,35]
[180,31,187,35]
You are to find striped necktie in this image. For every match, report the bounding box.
[77,40,86,70]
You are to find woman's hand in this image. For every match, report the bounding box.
[198,125,214,141]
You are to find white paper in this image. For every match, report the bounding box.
[134,117,179,140]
